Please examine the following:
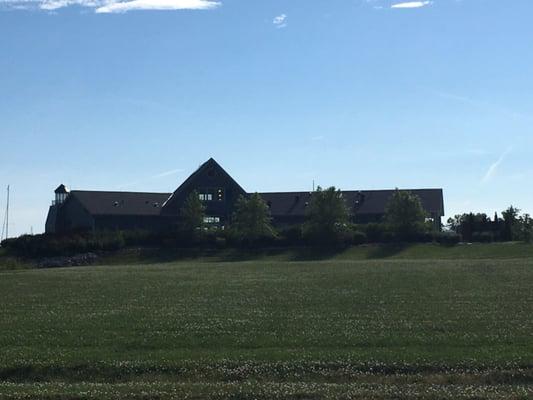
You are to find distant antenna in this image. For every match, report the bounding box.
[1,185,9,241]
[312,180,315,192]
[6,185,8,240]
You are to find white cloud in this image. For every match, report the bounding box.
[391,1,432,8]
[481,147,513,184]
[272,13,287,28]
[40,0,74,9]
[152,168,184,178]
[96,0,219,13]
[1,0,220,12]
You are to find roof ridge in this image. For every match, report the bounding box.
[71,190,172,195]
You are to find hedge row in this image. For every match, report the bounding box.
[1,224,463,258]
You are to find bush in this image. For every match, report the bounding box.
[472,231,494,243]
[277,225,303,246]
[434,232,461,246]
[302,223,353,247]
[351,230,367,245]
[1,231,131,258]
[363,223,387,243]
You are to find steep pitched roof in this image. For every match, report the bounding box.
[68,191,171,216]
[259,189,444,217]
[162,158,246,209]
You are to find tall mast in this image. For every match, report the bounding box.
[6,185,9,240]
[1,185,7,241]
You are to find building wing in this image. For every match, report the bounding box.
[259,189,444,218]
[69,191,172,216]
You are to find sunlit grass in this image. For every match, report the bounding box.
[0,255,532,398]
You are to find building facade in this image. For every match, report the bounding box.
[45,158,445,234]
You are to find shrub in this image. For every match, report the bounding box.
[351,230,367,245]
[277,225,303,246]
[472,231,494,243]
[363,223,387,243]
[434,232,461,246]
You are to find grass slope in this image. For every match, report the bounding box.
[100,242,533,266]
[0,249,532,398]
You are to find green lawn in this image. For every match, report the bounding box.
[0,247,532,399]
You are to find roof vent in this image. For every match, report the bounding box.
[113,201,119,207]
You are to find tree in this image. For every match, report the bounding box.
[302,186,350,245]
[180,190,205,233]
[384,189,427,239]
[518,213,533,243]
[446,214,464,232]
[502,205,520,241]
[230,193,276,245]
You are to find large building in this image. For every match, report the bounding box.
[45,158,445,234]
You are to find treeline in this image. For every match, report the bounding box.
[1,189,531,258]
[447,207,532,243]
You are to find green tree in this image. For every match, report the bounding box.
[180,190,205,233]
[502,205,520,241]
[518,213,533,243]
[384,189,427,239]
[231,193,276,245]
[302,186,350,245]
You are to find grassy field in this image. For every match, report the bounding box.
[0,245,532,399]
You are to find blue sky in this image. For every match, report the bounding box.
[1,0,532,236]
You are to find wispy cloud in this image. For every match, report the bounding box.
[481,147,513,184]
[1,0,220,13]
[391,1,432,9]
[152,168,184,178]
[272,13,287,28]
[435,90,528,120]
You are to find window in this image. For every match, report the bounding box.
[198,193,213,201]
[203,216,220,224]
[55,193,67,204]
[198,188,224,202]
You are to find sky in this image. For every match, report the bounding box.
[1,0,532,236]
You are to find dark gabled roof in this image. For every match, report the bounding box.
[162,158,246,209]
[259,189,444,217]
[346,189,444,216]
[68,190,172,216]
